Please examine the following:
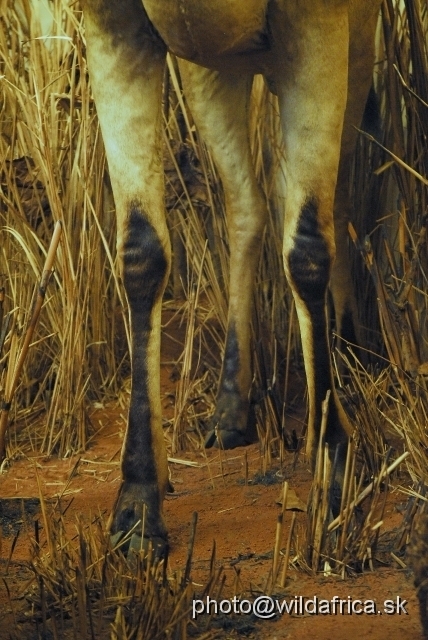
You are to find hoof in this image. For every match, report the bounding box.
[110,482,168,558]
[110,530,168,559]
[205,428,252,449]
[205,393,257,450]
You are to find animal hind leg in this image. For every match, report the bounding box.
[271,4,353,480]
[330,6,380,358]
[178,61,268,449]
[84,0,170,551]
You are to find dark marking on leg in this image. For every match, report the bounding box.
[361,83,381,139]
[288,197,331,428]
[288,197,331,306]
[84,0,166,57]
[123,203,168,319]
[340,305,358,349]
[205,322,254,449]
[121,203,167,484]
[218,321,241,396]
[336,303,366,372]
[288,198,347,460]
[111,202,168,546]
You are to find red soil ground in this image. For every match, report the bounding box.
[0,430,422,639]
[0,310,424,639]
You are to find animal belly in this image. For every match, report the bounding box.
[143,0,270,61]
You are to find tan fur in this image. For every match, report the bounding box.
[144,0,270,61]
[179,61,267,427]
[83,0,382,543]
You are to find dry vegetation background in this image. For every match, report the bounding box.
[0,0,427,638]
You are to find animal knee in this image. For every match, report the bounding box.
[229,203,266,252]
[286,198,333,308]
[122,202,170,315]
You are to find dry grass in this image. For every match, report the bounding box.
[0,1,299,459]
[0,0,428,624]
[0,1,129,457]
[289,0,428,574]
[20,498,218,640]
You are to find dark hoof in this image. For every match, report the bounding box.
[205,428,252,449]
[167,480,174,493]
[110,482,168,558]
[110,530,168,559]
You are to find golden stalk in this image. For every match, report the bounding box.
[0,220,62,460]
[328,451,410,533]
[272,512,284,588]
[280,512,296,588]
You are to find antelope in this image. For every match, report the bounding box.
[82,0,382,552]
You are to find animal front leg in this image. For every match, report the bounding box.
[179,62,267,449]
[84,0,170,553]
[272,3,353,482]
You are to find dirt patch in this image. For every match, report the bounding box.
[0,430,422,639]
[0,308,424,639]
